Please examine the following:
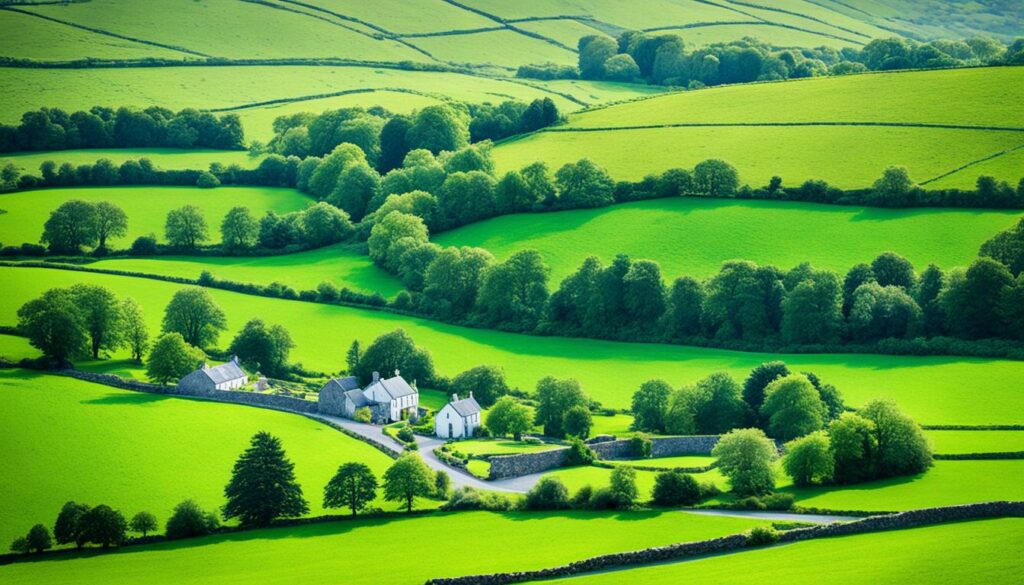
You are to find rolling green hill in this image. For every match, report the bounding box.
[1,148,261,174]
[0,186,313,246]
[434,197,1021,282]
[3,266,1022,425]
[493,67,1024,188]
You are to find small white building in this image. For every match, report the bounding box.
[177,357,248,392]
[435,392,482,439]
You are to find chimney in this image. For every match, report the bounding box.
[372,371,380,382]
[469,391,474,400]
[394,368,400,377]
[451,393,458,402]
[232,355,240,364]
[202,362,209,371]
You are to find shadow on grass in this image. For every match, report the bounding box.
[81,392,170,406]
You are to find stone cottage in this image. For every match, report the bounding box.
[434,392,482,439]
[318,371,418,424]
[177,357,248,392]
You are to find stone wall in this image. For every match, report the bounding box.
[424,501,1024,585]
[490,435,722,479]
[59,369,318,414]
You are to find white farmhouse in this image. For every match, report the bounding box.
[363,371,419,422]
[177,357,248,392]
[434,392,482,439]
[318,371,418,423]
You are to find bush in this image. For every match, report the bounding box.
[130,235,158,255]
[524,477,571,510]
[354,407,371,423]
[571,484,594,508]
[196,171,221,188]
[396,425,415,443]
[564,437,596,467]
[761,492,795,511]
[441,487,514,511]
[434,470,451,499]
[735,496,766,510]
[651,471,702,506]
[609,466,638,508]
[746,526,780,546]
[165,499,219,540]
[628,433,652,459]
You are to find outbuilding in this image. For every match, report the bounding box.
[177,357,248,392]
[434,392,482,439]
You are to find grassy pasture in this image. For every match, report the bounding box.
[296,0,495,35]
[493,125,1021,188]
[513,19,611,48]
[925,146,1024,190]
[87,244,404,297]
[612,455,718,469]
[451,439,561,457]
[658,23,862,49]
[22,0,426,62]
[0,369,402,547]
[923,430,1024,455]
[0,185,312,246]
[0,510,762,585]
[0,9,185,61]
[562,68,1024,129]
[0,333,39,362]
[470,0,751,30]
[435,197,1021,282]
[411,29,577,69]
[1,148,261,174]
[540,518,1024,585]
[3,266,1023,425]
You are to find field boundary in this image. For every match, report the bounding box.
[424,501,1024,585]
[544,121,1024,133]
[920,142,1024,186]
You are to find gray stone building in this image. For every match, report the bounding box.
[177,357,248,392]
[318,371,419,424]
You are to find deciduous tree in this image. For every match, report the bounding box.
[323,462,378,516]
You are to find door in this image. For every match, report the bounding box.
[448,422,453,438]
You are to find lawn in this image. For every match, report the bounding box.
[541,465,726,497]
[924,430,1024,454]
[589,413,636,437]
[435,197,1021,282]
[0,369,402,547]
[538,518,1024,585]
[0,510,763,585]
[87,244,403,297]
[612,455,718,469]
[1,148,261,174]
[451,439,560,457]
[493,124,1022,188]
[3,266,1023,425]
[0,333,39,362]
[0,185,312,246]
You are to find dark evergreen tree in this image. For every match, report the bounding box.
[223,432,309,527]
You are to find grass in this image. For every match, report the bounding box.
[0,333,39,361]
[1,148,261,174]
[589,413,636,437]
[465,459,491,479]
[611,455,718,469]
[417,388,451,412]
[0,369,403,547]
[538,518,1024,585]
[435,197,1021,282]
[296,0,494,35]
[924,431,1024,454]
[494,124,1022,188]
[451,439,560,457]
[3,266,1023,425]
[655,24,862,49]
[925,146,1024,190]
[542,465,726,497]
[494,67,1024,188]
[0,185,312,246]
[86,244,403,297]
[411,29,576,68]
[0,510,763,584]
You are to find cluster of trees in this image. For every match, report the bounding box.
[518,33,1024,87]
[260,100,560,175]
[9,501,161,554]
[630,362,844,442]
[16,285,148,363]
[40,199,127,254]
[523,464,719,511]
[4,157,220,193]
[0,106,244,153]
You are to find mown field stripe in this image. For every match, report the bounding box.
[1,6,212,58]
[206,86,449,112]
[540,121,1024,133]
[919,142,1024,186]
[436,0,578,52]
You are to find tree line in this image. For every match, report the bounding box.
[0,106,244,153]
[517,34,1024,87]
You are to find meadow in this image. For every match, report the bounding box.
[1,148,261,174]
[612,455,718,469]
[924,430,1024,454]
[0,369,402,547]
[3,266,1023,425]
[452,440,560,457]
[411,29,577,69]
[87,244,404,297]
[539,518,1024,585]
[0,185,312,246]
[0,510,762,585]
[435,197,1021,282]
[493,124,1021,188]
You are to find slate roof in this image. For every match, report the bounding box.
[202,358,246,384]
[449,396,481,417]
[367,375,417,400]
[344,389,370,408]
[325,376,361,393]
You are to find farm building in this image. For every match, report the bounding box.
[177,357,248,392]
[434,393,482,439]
[318,371,418,423]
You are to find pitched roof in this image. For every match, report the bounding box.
[344,389,370,408]
[202,358,246,384]
[449,396,481,417]
[367,375,417,400]
[325,376,361,392]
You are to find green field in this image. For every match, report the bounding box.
[453,439,560,457]
[0,185,312,246]
[612,455,718,469]
[3,266,1022,425]
[493,68,1024,188]
[0,369,404,547]
[435,197,1021,282]
[1,148,261,174]
[87,244,403,297]
[0,333,39,362]
[925,146,1024,190]
[543,464,725,497]
[0,509,762,584]
[923,431,1024,454]
[653,23,862,49]
[540,518,1024,585]
[412,29,576,69]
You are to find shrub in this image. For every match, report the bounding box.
[165,499,219,540]
[130,235,158,255]
[442,487,514,511]
[524,477,570,510]
[609,466,638,508]
[628,433,653,458]
[563,404,593,439]
[564,437,595,467]
[196,171,221,188]
[571,484,594,508]
[651,471,702,506]
[761,492,795,511]
[782,430,834,486]
[434,470,451,499]
[746,526,780,546]
[26,524,52,553]
[396,425,415,443]
[354,407,371,423]
[736,496,766,510]
[9,536,29,554]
